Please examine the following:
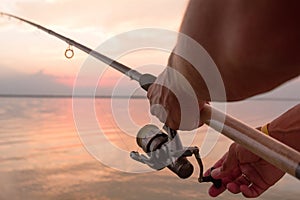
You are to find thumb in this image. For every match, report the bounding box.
[211,143,239,179]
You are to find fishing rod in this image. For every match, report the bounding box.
[1,12,300,184]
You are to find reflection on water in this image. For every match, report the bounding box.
[0,97,299,200]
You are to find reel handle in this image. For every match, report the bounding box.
[202,175,222,189]
[201,167,222,189]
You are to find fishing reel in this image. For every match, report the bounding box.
[130,124,222,188]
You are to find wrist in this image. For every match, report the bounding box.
[260,122,285,143]
[267,122,300,152]
[259,123,288,149]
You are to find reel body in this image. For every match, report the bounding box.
[130,124,222,188]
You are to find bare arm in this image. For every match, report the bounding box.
[147,0,300,130]
[171,0,300,101]
[268,104,300,152]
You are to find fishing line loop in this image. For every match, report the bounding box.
[65,44,74,59]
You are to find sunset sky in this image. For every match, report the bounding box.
[0,0,299,98]
[0,0,188,95]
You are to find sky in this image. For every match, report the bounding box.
[0,0,188,96]
[0,0,299,98]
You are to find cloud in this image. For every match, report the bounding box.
[0,68,72,95]
[0,66,144,96]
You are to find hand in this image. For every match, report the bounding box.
[147,67,205,130]
[206,143,285,198]
[147,83,180,130]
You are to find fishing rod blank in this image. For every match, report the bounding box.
[1,12,300,181]
[0,12,145,83]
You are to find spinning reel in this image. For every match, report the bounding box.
[130,124,222,188]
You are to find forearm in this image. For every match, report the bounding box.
[169,0,300,101]
[267,104,300,152]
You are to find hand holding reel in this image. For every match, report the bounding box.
[130,124,222,188]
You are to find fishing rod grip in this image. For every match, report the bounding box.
[139,74,156,91]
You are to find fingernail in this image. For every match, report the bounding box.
[211,168,221,178]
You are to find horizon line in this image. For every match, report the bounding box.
[0,94,147,99]
[0,94,298,102]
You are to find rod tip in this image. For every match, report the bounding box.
[0,12,7,17]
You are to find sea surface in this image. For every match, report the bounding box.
[0,97,299,200]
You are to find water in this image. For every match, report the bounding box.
[0,97,299,200]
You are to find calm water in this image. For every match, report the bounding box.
[0,97,299,200]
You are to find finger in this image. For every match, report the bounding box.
[213,152,229,168]
[150,104,167,124]
[238,165,270,197]
[204,152,228,176]
[147,83,160,102]
[221,143,239,172]
[226,182,241,194]
[208,184,227,197]
[208,177,232,197]
[240,184,265,198]
[226,173,252,194]
[204,167,213,177]
[239,164,269,190]
[211,143,239,179]
[166,117,180,131]
[146,84,154,99]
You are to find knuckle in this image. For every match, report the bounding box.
[149,107,156,116]
[229,143,237,153]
